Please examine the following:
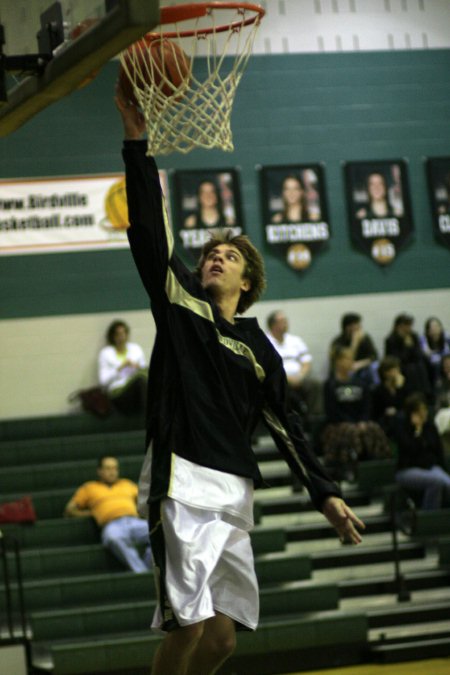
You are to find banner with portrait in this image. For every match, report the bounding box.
[260,164,330,271]
[426,157,450,250]
[344,160,413,266]
[173,169,243,260]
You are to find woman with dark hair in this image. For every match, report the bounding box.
[184,179,229,230]
[372,355,408,439]
[395,393,450,510]
[98,320,147,415]
[434,354,450,447]
[322,347,391,481]
[420,317,450,385]
[385,313,432,402]
[356,171,400,219]
[271,174,311,224]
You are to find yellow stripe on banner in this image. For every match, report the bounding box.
[262,406,310,483]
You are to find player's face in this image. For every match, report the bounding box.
[97,457,119,485]
[201,244,250,298]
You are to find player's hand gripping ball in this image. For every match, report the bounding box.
[118,36,191,108]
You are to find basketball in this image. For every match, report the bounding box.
[118,37,191,107]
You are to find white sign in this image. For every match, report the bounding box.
[0,171,169,255]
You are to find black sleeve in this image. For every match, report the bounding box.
[261,350,342,512]
[122,140,195,320]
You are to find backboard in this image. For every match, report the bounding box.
[0,0,160,137]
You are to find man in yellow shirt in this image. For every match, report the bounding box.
[64,455,152,573]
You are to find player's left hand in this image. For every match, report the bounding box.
[322,495,365,545]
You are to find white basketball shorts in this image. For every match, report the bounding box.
[150,497,259,633]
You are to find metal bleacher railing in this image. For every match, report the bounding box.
[0,530,30,668]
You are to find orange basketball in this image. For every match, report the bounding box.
[118,37,191,107]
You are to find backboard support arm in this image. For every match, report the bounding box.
[0,0,160,137]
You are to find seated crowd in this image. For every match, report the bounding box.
[266,310,450,510]
[95,311,449,512]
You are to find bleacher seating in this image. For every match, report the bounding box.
[1,414,450,675]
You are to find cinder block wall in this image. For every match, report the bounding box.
[1,1,449,418]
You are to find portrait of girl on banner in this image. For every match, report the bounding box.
[260,164,330,271]
[174,169,243,259]
[426,157,450,250]
[345,160,413,266]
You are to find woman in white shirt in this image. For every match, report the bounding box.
[98,320,147,415]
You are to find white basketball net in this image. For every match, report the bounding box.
[119,3,264,155]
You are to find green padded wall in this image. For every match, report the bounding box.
[0,50,449,319]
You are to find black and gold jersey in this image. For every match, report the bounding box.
[123,141,341,512]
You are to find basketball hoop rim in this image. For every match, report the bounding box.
[149,2,265,40]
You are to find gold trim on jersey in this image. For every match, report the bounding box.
[216,332,265,382]
[165,268,214,322]
[165,265,266,383]
[262,406,310,484]
[167,452,177,497]
[162,196,174,258]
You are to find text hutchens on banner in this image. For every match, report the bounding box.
[260,164,330,272]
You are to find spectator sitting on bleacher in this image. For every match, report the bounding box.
[64,456,152,573]
[434,354,450,456]
[98,320,147,415]
[372,356,408,439]
[265,310,323,420]
[419,316,450,388]
[385,313,432,404]
[330,313,378,384]
[322,347,391,481]
[395,393,450,510]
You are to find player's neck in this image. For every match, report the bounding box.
[215,294,239,324]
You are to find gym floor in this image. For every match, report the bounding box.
[285,659,450,675]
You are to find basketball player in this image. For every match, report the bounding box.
[115,89,365,675]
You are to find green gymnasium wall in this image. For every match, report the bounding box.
[0,49,449,320]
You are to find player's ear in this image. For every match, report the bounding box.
[240,277,251,292]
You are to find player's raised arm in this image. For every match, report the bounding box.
[115,83,146,141]
[116,82,173,306]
